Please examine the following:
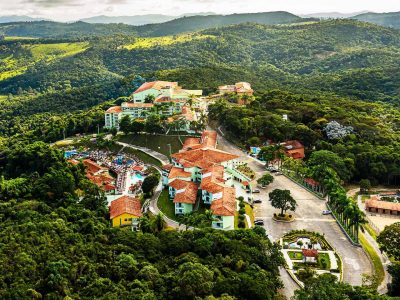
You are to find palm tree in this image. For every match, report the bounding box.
[151,213,167,233]
[139,215,152,233]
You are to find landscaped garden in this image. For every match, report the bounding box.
[280,230,341,286]
[235,164,255,179]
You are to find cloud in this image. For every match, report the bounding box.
[21,0,82,8]
[106,0,128,4]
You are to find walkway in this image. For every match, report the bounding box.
[355,194,391,294]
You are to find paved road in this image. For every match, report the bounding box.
[215,132,372,298]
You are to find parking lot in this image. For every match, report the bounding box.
[216,132,372,298]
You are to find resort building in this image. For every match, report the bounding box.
[109,195,142,227]
[365,196,400,216]
[104,81,202,130]
[281,140,305,160]
[68,158,117,194]
[162,130,249,230]
[218,82,254,97]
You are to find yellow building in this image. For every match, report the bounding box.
[109,195,142,227]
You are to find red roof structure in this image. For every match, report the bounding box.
[365,198,400,213]
[302,249,319,258]
[106,106,122,113]
[83,159,108,175]
[133,81,178,94]
[210,187,236,216]
[109,196,142,219]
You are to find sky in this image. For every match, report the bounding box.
[0,0,399,22]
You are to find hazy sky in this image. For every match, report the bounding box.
[0,0,399,21]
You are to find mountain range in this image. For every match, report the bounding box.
[1,11,400,29]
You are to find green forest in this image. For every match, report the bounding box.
[1,15,400,299]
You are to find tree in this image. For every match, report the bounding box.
[119,115,132,135]
[176,262,214,299]
[145,114,163,133]
[151,213,167,233]
[387,262,400,296]
[269,189,297,216]
[257,173,274,187]
[308,150,351,182]
[141,175,159,195]
[359,179,371,194]
[377,222,400,260]
[130,119,144,134]
[144,94,155,103]
[294,273,382,300]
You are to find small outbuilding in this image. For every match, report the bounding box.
[302,249,319,263]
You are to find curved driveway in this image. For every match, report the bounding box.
[215,132,372,298]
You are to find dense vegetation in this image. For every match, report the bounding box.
[352,12,400,29]
[0,16,400,298]
[209,90,400,186]
[0,141,286,299]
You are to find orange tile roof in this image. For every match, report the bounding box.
[104,184,116,191]
[201,131,217,148]
[210,187,236,216]
[169,178,191,190]
[365,199,400,212]
[200,165,225,193]
[168,167,192,179]
[83,159,108,174]
[173,181,198,204]
[181,106,195,121]
[282,140,304,150]
[106,106,122,113]
[133,81,178,94]
[132,165,144,171]
[182,137,201,150]
[109,196,142,219]
[302,249,319,257]
[67,159,80,165]
[124,102,154,108]
[172,148,238,169]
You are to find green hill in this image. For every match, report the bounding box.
[351,11,400,29]
[136,11,315,36]
[2,20,399,101]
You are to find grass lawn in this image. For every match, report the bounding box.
[245,203,254,227]
[317,253,331,270]
[123,147,162,167]
[363,223,378,240]
[117,134,184,157]
[359,233,385,286]
[234,203,254,228]
[288,251,303,260]
[157,189,178,221]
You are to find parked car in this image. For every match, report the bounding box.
[253,199,262,204]
[267,166,278,172]
[252,189,260,193]
[254,219,264,226]
[257,184,267,189]
[274,172,282,176]
[322,210,332,215]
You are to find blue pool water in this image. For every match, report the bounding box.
[131,173,144,184]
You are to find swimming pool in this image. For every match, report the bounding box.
[131,173,144,184]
